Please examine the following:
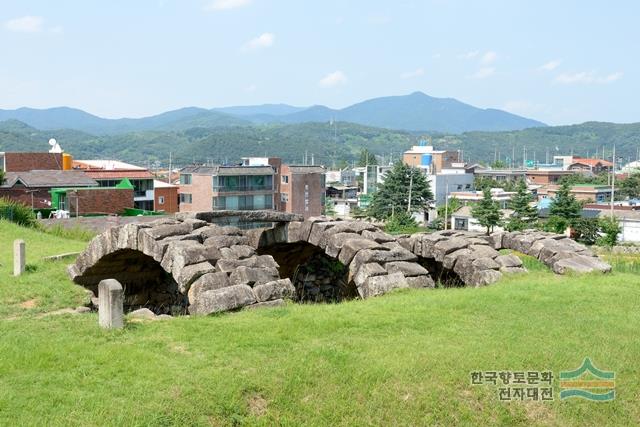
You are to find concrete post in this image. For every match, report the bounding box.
[13,239,25,276]
[98,279,124,329]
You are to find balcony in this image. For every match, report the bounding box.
[213,185,273,193]
[134,189,154,201]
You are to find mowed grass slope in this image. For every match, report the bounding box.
[0,220,639,426]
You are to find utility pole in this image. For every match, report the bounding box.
[407,172,413,213]
[443,175,449,230]
[611,145,616,218]
[168,151,172,184]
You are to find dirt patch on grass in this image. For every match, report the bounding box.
[247,394,268,417]
[19,299,38,309]
[521,401,556,424]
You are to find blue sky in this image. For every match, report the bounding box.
[0,0,636,125]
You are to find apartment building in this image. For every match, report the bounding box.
[279,165,325,218]
[178,164,275,212]
[402,143,461,174]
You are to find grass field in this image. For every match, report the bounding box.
[1,219,639,426]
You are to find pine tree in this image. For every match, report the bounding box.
[357,148,379,167]
[368,162,433,220]
[506,179,537,231]
[549,181,581,220]
[471,188,502,235]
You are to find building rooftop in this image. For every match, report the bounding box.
[74,160,146,170]
[180,165,274,175]
[286,165,326,174]
[153,179,178,188]
[570,158,613,167]
[2,170,98,188]
[83,170,155,180]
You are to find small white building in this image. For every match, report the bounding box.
[449,188,515,209]
[597,210,640,243]
[450,206,513,233]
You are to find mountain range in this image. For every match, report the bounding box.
[0,92,545,135]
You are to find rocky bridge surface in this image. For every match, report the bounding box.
[68,211,611,316]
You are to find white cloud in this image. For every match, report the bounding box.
[400,68,424,79]
[242,32,274,50]
[205,0,251,11]
[539,59,561,71]
[470,67,495,79]
[5,16,44,33]
[319,71,347,88]
[555,71,623,85]
[458,50,479,60]
[480,51,497,65]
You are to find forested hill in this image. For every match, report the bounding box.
[0,119,638,169]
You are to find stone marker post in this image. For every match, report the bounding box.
[13,239,25,276]
[98,279,124,329]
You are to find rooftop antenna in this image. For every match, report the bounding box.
[48,138,63,153]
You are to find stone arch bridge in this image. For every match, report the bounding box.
[68,210,611,316]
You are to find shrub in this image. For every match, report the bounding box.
[385,211,420,234]
[598,217,621,247]
[0,198,39,228]
[572,217,599,245]
[542,216,569,234]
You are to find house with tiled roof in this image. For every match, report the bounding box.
[567,158,613,174]
[74,160,156,211]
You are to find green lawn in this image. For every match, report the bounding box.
[1,220,639,426]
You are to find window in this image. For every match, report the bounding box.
[280,193,289,203]
[158,196,165,205]
[281,175,289,184]
[179,193,192,203]
[180,174,192,185]
[457,184,463,190]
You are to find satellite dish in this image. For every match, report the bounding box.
[48,138,63,153]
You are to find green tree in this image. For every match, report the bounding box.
[618,174,640,199]
[0,169,5,185]
[323,198,337,217]
[368,162,433,220]
[436,196,462,230]
[506,179,538,231]
[549,182,581,220]
[357,148,378,167]
[598,217,621,247]
[471,188,502,235]
[572,217,600,245]
[491,159,508,169]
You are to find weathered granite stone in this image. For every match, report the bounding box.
[175,261,216,293]
[469,244,500,259]
[145,223,192,240]
[128,308,157,320]
[552,256,612,274]
[189,284,257,315]
[442,248,472,270]
[308,221,338,247]
[338,239,381,265]
[406,275,435,289]
[360,230,396,243]
[358,272,407,298]
[433,237,470,262]
[244,299,286,310]
[468,269,502,287]
[253,278,295,302]
[495,254,523,268]
[384,261,429,277]
[216,255,279,272]
[98,279,124,329]
[471,257,500,271]
[325,232,366,259]
[352,262,387,286]
[187,272,231,304]
[203,235,249,248]
[229,266,280,287]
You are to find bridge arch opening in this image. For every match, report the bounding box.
[257,241,358,303]
[74,249,187,314]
